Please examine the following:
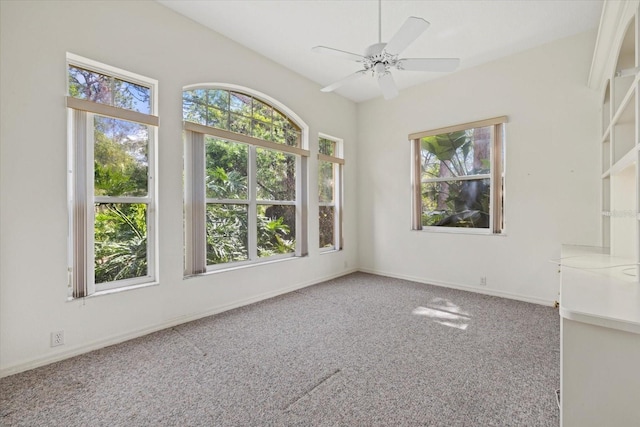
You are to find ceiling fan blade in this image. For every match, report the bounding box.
[321,70,367,92]
[378,72,399,100]
[312,46,364,62]
[384,17,430,56]
[397,58,460,72]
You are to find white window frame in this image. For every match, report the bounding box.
[318,134,344,252]
[183,85,309,275]
[67,53,159,297]
[410,116,506,235]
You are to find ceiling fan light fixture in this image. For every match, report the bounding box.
[374,62,387,75]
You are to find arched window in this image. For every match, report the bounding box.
[183,86,309,274]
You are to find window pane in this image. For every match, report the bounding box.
[68,65,151,114]
[319,138,336,156]
[94,203,147,284]
[207,89,229,110]
[257,205,295,257]
[94,117,148,197]
[421,179,491,228]
[68,65,111,104]
[252,99,272,122]
[285,125,301,147]
[272,112,287,144]
[230,113,250,135]
[207,106,227,129]
[205,137,248,199]
[113,79,151,114]
[271,124,286,144]
[319,206,335,248]
[206,204,248,265]
[252,119,271,140]
[256,148,296,201]
[319,160,334,203]
[230,92,251,115]
[420,126,492,179]
[183,89,208,124]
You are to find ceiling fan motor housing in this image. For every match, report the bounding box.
[364,42,397,74]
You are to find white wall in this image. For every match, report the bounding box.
[356,30,600,305]
[0,1,601,377]
[0,1,358,376]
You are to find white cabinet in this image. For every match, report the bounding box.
[560,2,640,426]
[559,246,640,427]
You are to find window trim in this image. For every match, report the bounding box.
[410,117,506,234]
[67,53,158,298]
[184,121,309,157]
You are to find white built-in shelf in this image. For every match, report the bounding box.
[610,145,638,174]
[599,13,639,282]
[603,81,611,134]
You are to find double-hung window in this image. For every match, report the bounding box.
[67,53,158,297]
[411,117,506,233]
[183,87,308,274]
[318,136,344,251]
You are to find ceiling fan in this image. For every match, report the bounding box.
[312,1,460,100]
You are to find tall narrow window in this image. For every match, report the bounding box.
[410,117,506,234]
[318,135,344,251]
[183,86,308,274]
[67,53,158,297]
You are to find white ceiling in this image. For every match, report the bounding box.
[157,0,603,103]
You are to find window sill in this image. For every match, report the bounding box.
[320,247,341,255]
[67,280,159,301]
[418,227,506,237]
[184,253,304,279]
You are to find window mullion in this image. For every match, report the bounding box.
[422,174,491,184]
[94,196,152,204]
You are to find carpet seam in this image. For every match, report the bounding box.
[282,368,342,411]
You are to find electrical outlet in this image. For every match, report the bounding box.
[480,276,487,286]
[51,330,64,347]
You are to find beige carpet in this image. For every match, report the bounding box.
[0,272,560,426]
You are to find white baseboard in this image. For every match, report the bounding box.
[0,268,358,378]
[357,268,556,307]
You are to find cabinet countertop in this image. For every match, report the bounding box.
[559,245,640,334]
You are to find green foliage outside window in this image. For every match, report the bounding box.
[420,127,492,228]
[69,65,152,284]
[93,117,149,284]
[183,88,301,146]
[203,134,296,266]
